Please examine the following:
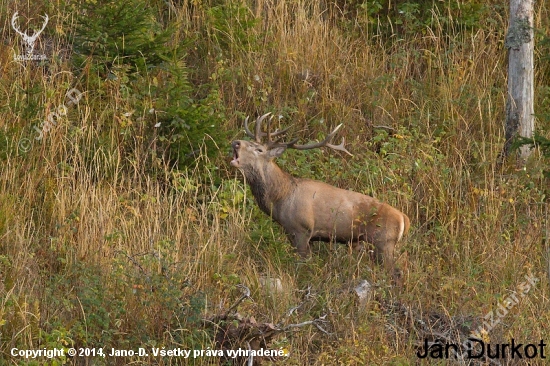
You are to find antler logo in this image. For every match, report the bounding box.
[11,11,49,60]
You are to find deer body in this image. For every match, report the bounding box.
[231,114,410,274]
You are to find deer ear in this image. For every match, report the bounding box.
[268,146,286,159]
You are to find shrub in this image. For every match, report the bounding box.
[71,0,171,72]
[69,0,226,167]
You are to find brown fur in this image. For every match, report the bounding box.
[231,139,409,276]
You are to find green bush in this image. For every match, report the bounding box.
[351,0,497,37]
[71,0,171,72]
[69,0,226,168]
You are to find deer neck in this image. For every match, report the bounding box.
[244,161,295,215]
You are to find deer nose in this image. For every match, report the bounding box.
[232,141,241,149]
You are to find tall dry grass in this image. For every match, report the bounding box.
[1,0,549,365]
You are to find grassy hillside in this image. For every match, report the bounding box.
[1,0,549,365]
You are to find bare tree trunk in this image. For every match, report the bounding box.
[502,0,534,163]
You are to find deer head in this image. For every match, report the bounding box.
[11,12,49,56]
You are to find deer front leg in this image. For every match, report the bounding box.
[373,239,394,267]
[288,230,312,257]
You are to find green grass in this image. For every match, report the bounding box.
[0,0,549,365]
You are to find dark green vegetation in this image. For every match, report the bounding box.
[1,0,549,364]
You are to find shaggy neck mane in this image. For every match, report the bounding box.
[243,161,295,215]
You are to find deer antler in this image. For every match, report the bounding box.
[11,12,49,55]
[244,114,353,156]
[272,124,353,156]
[243,113,292,143]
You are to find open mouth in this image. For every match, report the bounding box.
[230,142,240,167]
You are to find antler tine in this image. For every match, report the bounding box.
[267,115,272,143]
[267,114,282,143]
[244,113,271,141]
[267,137,299,149]
[269,125,292,137]
[254,112,271,142]
[11,12,25,37]
[243,116,256,139]
[243,113,294,143]
[285,124,353,156]
[327,138,353,156]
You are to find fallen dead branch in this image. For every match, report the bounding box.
[204,284,331,365]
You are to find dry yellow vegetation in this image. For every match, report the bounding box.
[1,0,549,365]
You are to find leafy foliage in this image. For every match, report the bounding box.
[69,0,226,167]
[514,133,550,178]
[341,0,497,37]
[71,0,171,72]
[206,1,259,54]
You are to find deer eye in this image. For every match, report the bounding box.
[255,148,264,153]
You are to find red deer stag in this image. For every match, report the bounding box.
[231,113,410,278]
